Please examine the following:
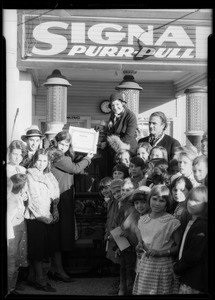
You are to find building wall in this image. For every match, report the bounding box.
[35,81,174,116]
[4,9,209,147]
[3,10,33,145]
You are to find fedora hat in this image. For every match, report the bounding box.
[21,125,45,142]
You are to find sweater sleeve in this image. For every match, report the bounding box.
[54,155,91,174]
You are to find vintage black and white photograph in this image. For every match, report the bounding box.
[2,7,211,297]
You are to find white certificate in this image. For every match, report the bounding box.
[69,126,99,154]
[110,226,131,251]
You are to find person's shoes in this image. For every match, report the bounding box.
[118,290,126,295]
[53,272,75,283]
[26,279,36,287]
[15,282,26,291]
[47,271,56,281]
[30,281,56,292]
[46,283,57,292]
[9,289,20,295]
[107,289,119,295]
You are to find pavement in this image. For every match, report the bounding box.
[6,275,120,297]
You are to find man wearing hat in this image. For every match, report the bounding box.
[21,125,45,167]
[100,92,138,176]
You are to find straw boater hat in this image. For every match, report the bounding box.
[21,125,45,142]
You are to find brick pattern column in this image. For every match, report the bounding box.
[115,71,142,116]
[117,88,140,116]
[185,86,207,152]
[44,70,71,141]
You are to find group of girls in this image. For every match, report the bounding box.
[6,130,94,294]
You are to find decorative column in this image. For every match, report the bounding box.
[43,70,71,141]
[115,70,142,116]
[184,86,207,152]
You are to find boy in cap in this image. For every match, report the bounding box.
[17,125,45,287]
[21,125,45,167]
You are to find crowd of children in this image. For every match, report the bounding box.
[99,131,208,295]
[6,124,208,295]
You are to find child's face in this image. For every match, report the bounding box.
[57,140,70,154]
[9,149,23,165]
[113,170,124,180]
[134,200,149,215]
[100,184,111,198]
[35,154,48,172]
[150,194,167,214]
[172,180,188,203]
[111,186,122,201]
[137,147,149,162]
[150,148,163,160]
[193,162,208,183]
[187,196,205,216]
[129,163,142,178]
[178,155,192,176]
[121,182,134,197]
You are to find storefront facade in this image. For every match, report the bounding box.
[3,7,211,277]
[4,9,211,147]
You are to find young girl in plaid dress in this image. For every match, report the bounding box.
[133,184,182,295]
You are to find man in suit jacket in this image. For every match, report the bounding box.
[138,111,180,161]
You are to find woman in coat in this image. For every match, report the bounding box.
[99,91,138,176]
[48,130,94,282]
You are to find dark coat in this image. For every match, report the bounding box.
[138,134,180,161]
[105,195,120,264]
[107,107,138,155]
[173,217,208,293]
[51,154,91,251]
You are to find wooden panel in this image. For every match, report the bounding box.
[35,80,175,123]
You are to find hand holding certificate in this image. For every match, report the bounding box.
[69,126,99,154]
[110,226,130,251]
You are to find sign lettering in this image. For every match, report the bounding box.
[21,17,210,60]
